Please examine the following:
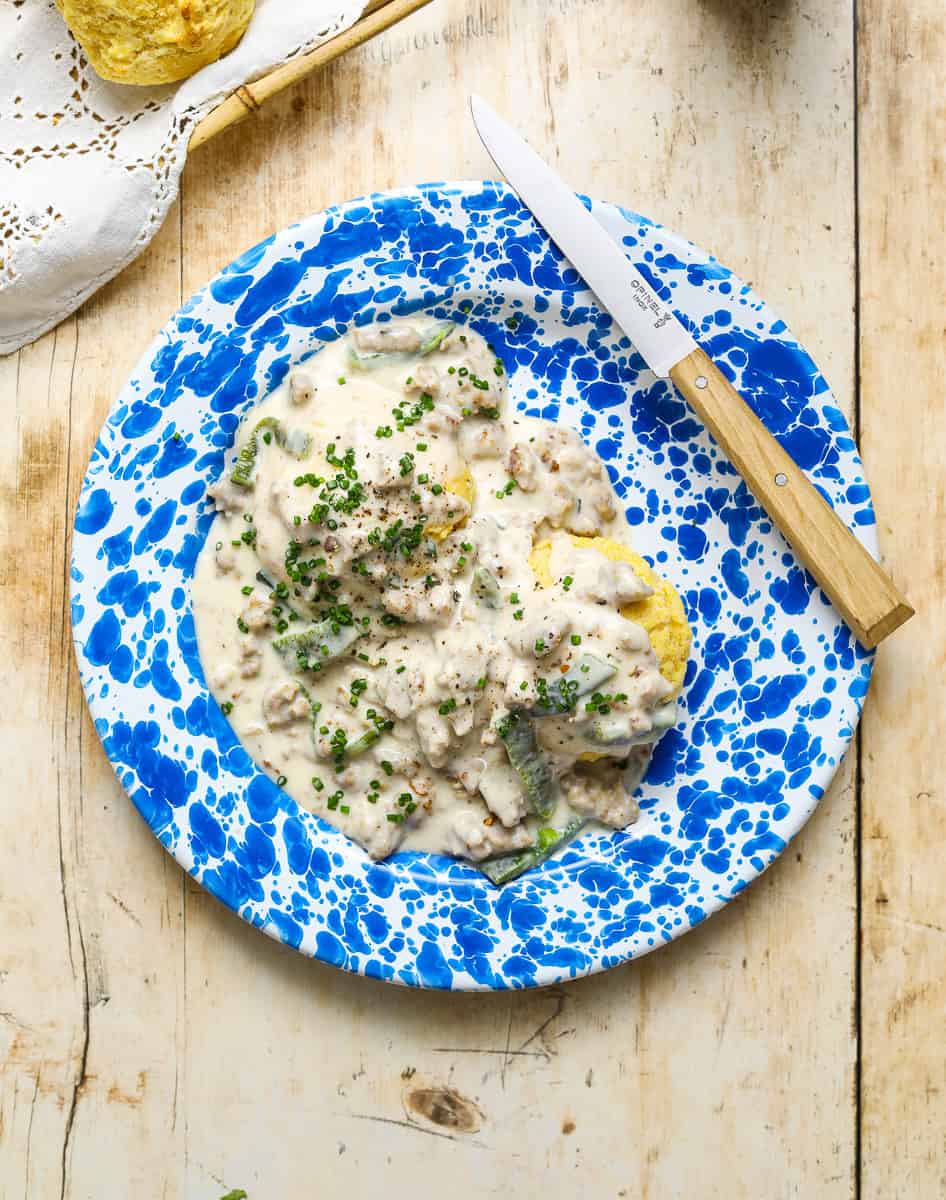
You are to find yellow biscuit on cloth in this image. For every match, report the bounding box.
[529,534,691,694]
[57,0,256,85]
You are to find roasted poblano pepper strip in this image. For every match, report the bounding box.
[230,417,312,488]
[272,619,362,672]
[344,721,394,757]
[589,716,659,750]
[348,347,405,370]
[348,322,455,370]
[281,427,313,458]
[419,321,456,355]
[296,682,323,738]
[230,419,271,487]
[496,710,555,820]
[471,565,501,608]
[588,701,678,751]
[530,653,617,716]
[479,817,587,887]
[622,745,653,796]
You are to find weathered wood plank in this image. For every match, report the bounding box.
[857,0,946,1194]
[189,0,434,150]
[176,2,859,1197]
[59,214,190,1200]
[0,320,84,1199]
[0,1,872,1195]
[0,213,188,1198]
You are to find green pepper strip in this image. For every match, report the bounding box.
[479,817,587,886]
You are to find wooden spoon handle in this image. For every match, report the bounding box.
[668,347,913,649]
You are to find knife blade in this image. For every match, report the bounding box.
[469,94,913,648]
[470,94,695,378]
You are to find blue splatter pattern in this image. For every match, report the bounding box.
[70,182,875,989]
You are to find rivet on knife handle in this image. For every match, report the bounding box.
[669,347,913,649]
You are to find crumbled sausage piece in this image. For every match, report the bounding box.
[478,762,529,828]
[570,561,653,607]
[563,481,616,535]
[372,452,413,491]
[376,666,433,719]
[402,773,427,801]
[591,482,617,522]
[448,701,476,737]
[446,807,533,861]
[382,580,456,625]
[455,755,487,795]
[421,403,462,435]
[560,760,640,828]
[506,441,542,492]
[458,420,506,460]
[345,802,409,860]
[421,488,470,527]
[515,611,572,657]
[262,680,310,729]
[240,594,271,632]
[210,663,235,690]
[415,708,453,768]
[206,479,243,515]
[503,662,535,705]
[355,325,421,353]
[237,636,262,679]
[289,368,316,406]
[404,363,440,395]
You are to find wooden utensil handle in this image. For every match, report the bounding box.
[189,0,434,150]
[669,347,913,649]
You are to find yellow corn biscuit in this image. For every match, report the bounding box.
[57,0,256,86]
[428,467,475,540]
[529,534,691,693]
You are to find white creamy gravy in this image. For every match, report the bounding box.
[193,319,677,866]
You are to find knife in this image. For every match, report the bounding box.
[470,94,912,649]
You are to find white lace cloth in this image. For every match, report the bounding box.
[0,0,366,355]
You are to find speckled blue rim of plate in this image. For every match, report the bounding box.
[70,181,875,990]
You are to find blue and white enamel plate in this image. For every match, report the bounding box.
[71,182,874,989]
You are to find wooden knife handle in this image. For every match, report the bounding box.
[668,347,913,649]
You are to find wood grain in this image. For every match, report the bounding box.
[177,2,859,1196]
[857,0,946,1193]
[0,215,189,1198]
[670,346,913,648]
[189,0,434,150]
[0,0,911,1194]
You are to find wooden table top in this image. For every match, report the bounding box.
[2,1,941,1196]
